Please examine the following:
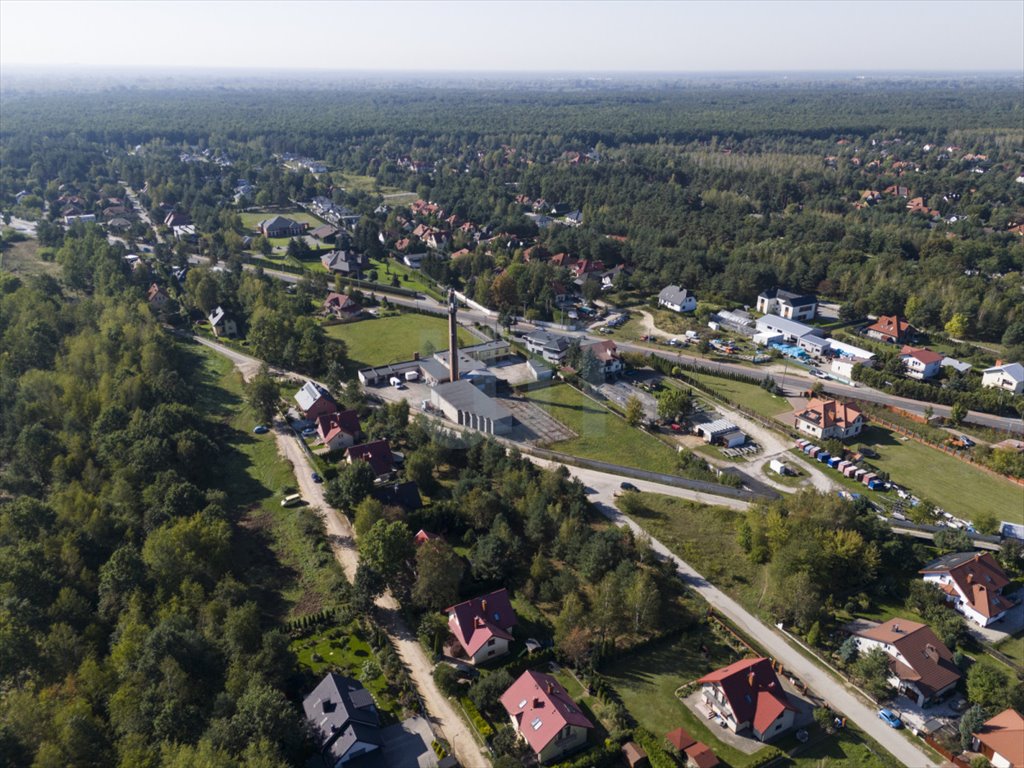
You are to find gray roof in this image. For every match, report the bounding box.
[760,288,817,307]
[433,380,512,422]
[920,551,984,572]
[419,358,452,382]
[463,339,511,356]
[697,418,740,436]
[433,350,486,375]
[658,285,693,305]
[940,357,973,373]
[295,380,331,412]
[755,314,823,339]
[525,330,572,352]
[260,215,299,230]
[983,362,1024,382]
[303,673,382,763]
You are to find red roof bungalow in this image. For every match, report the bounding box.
[864,315,917,344]
[345,440,394,479]
[315,409,361,452]
[446,588,518,665]
[665,727,719,768]
[500,670,594,763]
[147,283,170,307]
[697,658,796,742]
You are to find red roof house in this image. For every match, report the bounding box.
[864,314,916,344]
[323,292,361,319]
[853,618,961,706]
[973,709,1024,768]
[500,670,594,763]
[920,552,1015,627]
[697,658,796,741]
[414,529,442,545]
[314,409,361,452]
[344,439,394,479]
[446,588,517,664]
[794,398,865,441]
[899,346,944,380]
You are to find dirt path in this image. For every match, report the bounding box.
[216,341,489,768]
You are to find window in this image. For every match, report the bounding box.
[531,718,543,731]
[518,699,527,710]
[487,639,495,647]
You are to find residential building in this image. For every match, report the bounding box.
[446,588,518,664]
[208,306,237,338]
[302,673,382,767]
[323,291,361,319]
[972,709,1023,768]
[899,346,944,380]
[321,250,368,277]
[500,670,594,763]
[852,618,961,706]
[345,440,394,479]
[315,409,362,452]
[430,380,515,436]
[919,552,1015,627]
[524,330,573,363]
[374,482,423,511]
[294,380,338,420]
[164,211,191,228]
[864,315,916,344]
[64,212,97,225]
[310,224,340,242]
[793,398,864,440]
[581,339,623,378]
[756,288,817,321]
[259,215,306,238]
[696,657,796,741]
[147,283,170,308]
[940,357,973,374]
[658,285,697,313]
[981,362,1024,395]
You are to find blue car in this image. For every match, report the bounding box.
[878,709,902,729]
[253,424,269,434]
[311,472,323,483]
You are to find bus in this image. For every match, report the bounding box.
[280,493,301,508]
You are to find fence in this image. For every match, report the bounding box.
[923,734,970,767]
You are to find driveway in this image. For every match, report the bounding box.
[354,716,439,768]
[969,588,1024,644]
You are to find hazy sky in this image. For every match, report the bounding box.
[1,0,1022,73]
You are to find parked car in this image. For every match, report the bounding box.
[958,435,976,448]
[301,427,317,438]
[878,709,902,729]
[253,424,269,434]
[619,481,639,492]
[810,368,828,379]
[311,472,323,483]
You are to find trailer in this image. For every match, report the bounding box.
[796,439,808,449]
[808,446,820,458]
[843,465,859,478]
[769,459,792,476]
[828,456,843,469]
[817,451,831,463]
[853,468,867,481]
[837,460,851,473]
[867,479,885,491]
[404,370,420,382]
[861,472,877,486]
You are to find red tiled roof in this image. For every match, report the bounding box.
[865,315,914,341]
[920,552,1012,619]
[795,398,863,431]
[345,439,393,477]
[900,345,944,366]
[414,529,442,545]
[697,658,793,734]
[500,670,593,755]
[315,409,361,446]
[686,742,720,768]
[855,619,961,699]
[666,727,696,751]
[446,588,517,656]
[974,709,1024,767]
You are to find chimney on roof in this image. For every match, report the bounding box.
[967,573,974,584]
[747,670,756,688]
[481,599,488,613]
[924,644,938,661]
[892,623,901,633]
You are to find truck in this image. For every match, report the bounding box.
[769,459,792,476]
[404,370,420,382]
[280,493,301,508]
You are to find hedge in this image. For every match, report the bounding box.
[459,696,494,739]
[632,727,679,768]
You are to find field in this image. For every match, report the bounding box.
[522,383,682,475]
[330,172,417,201]
[682,369,794,419]
[324,312,479,369]
[367,257,443,300]
[238,210,325,232]
[0,238,59,276]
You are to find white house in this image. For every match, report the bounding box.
[208,306,238,338]
[756,288,817,321]
[793,398,864,440]
[852,618,961,706]
[524,330,572,363]
[981,362,1024,395]
[899,346,944,380]
[919,552,1016,627]
[658,285,697,313]
[754,315,824,343]
[446,589,518,664]
[580,339,623,379]
[500,670,594,763]
[696,658,796,741]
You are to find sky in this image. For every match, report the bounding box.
[1,0,1022,73]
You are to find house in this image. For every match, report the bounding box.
[374,482,423,511]
[580,339,623,378]
[208,306,238,338]
[147,283,170,308]
[302,673,382,767]
[321,250,368,277]
[413,528,440,545]
[430,380,515,436]
[972,709,1024,768]
[754,315,824,344]
[500,670,594,763]
[981,362,1024,395]
[665,727,720,768]
[658,285,697,313]
[106,217,132,231]
[164,211,191,228]
[621,741,649,768]
[899,346,944,380]
[919,552,1016,627]
[601,264,630,290]
[940,357,973,374]
[315,409,362,452]
[345,439,394,479]
[311,224,341,242]
[696,657,796,741]
[524,330,573,363]
[294,380,339,420]
[64,213,97,225]
[794,398,864,440]
[852,618,961,706]
[259,215,306,238]
[446,588,518,664]
[323,292,361,320]
[864,315,916,344]
[564,210,583,226]
[756,289,817,321]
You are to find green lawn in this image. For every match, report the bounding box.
[329,172,416,199]
[854,425,1024,524]
[994,634,1024,667]
[0,238,59,277]
[324,312,478,369]
[522,384,682,475]
[682,369,794,419]
[239,210,325,232]
[785,726,901,768]
[368,257,443,300]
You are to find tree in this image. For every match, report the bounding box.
[418,613,450,657]
[245,366,279,424]
[852,647,893,700]
[468,669,513,713]
[934,527,972,553]
[813,706,835,734]
[624,395,644,427]
[959,704,988,750]
[945,313,969,339]
[359,520,414,586]
[967,663,1011,711]
[353,564,385,611]
[837,636,859,665]
[657,387,691,422]
[352,497,385,537]
[624,570,660,635]
[412,540,463,611]
[949,400,968,426]
[325,460,376,509]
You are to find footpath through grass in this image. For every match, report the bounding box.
[324,313,479,369]
[522,383,681,475]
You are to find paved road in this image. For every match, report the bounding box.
[581,486,940,768]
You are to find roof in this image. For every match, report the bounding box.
[666,727,696,751]
[855,619,961,698]
[324,291,359,312]
[414,528,441,544]
[295,380,335,414]
[346,439,394,477]
[621,742,648,767]
[659,285,693,305]
[208,306,227,326]
[795,398,863,431]
[754,314,822,339]
[759,288,816,307]
[919,552,1012,619]
[433,380,512,422]
[581,339,619,363]
[686,743,720,768]
[315,409,361,444]
[866,315,915,340]
[260,215,300,231]
[900,346,945,366]
[983,362,1024,383]
[525,330,572,353]
[697,658,793,734]
[447,589,518,656]
[974,709,1024,767]
[698,418,740,437]
[302,673,381,763]
[500,670,594,755]
[373,481,423,511]
[940,357,973,373]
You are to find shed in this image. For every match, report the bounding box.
[621,741,650,768]
[853,468,866,480]
[861,472,877,486]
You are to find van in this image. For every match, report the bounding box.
[389,376,404,388]
[280,493,301,508]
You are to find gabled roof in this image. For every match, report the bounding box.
[659,285,693,305]
[900,346,945,366]
[346,439,393,477]
[855,618,961,699]
[759,288,816,307]
[324,291,359,313]
[865,315,915,340]
[524,330,572,352]
[982,362,1024,383]
[373,481,423,511]
[582,339,619,363]
[974,709,1024,767]
[295,380,336,414]
[302,673,381,763]
[920,552,1013,619]
[315,409,361,445]
[208,306,228,327]
[795,398,863,430]
[260,215,300,231]
[697,657,793,734]
[500,670,593,755]
[446,588,518,656]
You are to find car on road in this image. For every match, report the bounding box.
[619,481,639,492]
[878,709,902,729]
[253,424,269,434]
[810,368,828,379]
[301,427,317,438]
[311,472,323,483]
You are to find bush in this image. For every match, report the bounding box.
[432,664,464,697]
[458,696,493,739]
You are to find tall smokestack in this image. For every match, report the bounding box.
[448,289,459,383]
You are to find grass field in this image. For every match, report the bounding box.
[330,172,417,200]
[855,425,1024,524]
[785,726,901,768]
[324,313,478,369]
[522,383,682,475]
[994,634,1024,667]
[682,369,794,419]
[0,238,59,276]
[368,257,442,300]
